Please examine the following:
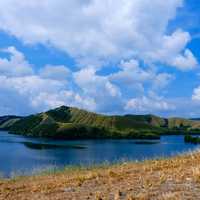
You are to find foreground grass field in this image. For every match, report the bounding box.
[1,151,200,200]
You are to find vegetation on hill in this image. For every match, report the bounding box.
[184,135,200,144]
[1,106,200,139]
[0,116,21,130]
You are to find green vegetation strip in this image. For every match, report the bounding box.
[184,135,200,144]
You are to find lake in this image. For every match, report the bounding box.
[0,131,199,177]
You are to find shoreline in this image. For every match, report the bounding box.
[2,149,198,178]
[2,129,200,141]
[1,149,200,199]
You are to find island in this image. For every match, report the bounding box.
[1,105,200,139]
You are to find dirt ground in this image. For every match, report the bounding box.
[1,150,200,200]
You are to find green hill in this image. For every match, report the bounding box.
[0,116,21,130]
[1,106,200,139]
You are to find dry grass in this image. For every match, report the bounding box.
[1,150,200,200]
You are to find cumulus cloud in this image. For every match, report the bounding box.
[74,67,123,113]
[0,0,198,116]
[110,60,152,85]
[146,30,198,70]
[0,46,177,115]
[0,46,33,77]
[0,0,197,69]
[125,95,175,113]
[110,59,174,93]
[171,49,198,70]
[0,47,95,115]
[74,67,121,98]
[192,87,200,102]
[39,65,71,81]
[31,91,96,112]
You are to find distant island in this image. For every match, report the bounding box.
[1,106,200,139]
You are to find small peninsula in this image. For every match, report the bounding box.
[1,106,200,139]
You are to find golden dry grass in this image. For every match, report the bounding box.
[1,150,200,200]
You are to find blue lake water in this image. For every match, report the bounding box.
[0,131,199,177]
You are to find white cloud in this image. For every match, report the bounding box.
[125,95,175,113]
[111,59,152,84]
[192,87,200,102]
[171,49,198,70]
[0,46,33,76]
[39,65,71,81]
[110,59,174,93]
[0,0,197,69]
[31,91,96,111]
[152,73,174,90]
[74,67,123,113]
[146,29,198,70]
[0,46,196,116]
[0,47,176,115]
[74,67,121,98]
[73,62,175,114]
[0,74,96,115]
[0,0,198,116]
[0,47,95,115]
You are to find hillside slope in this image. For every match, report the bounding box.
[1,151,200,199]
[1,106,200,139]
[0,116,21,130]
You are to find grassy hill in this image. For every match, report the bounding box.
[0,116,21,130]
[1,106,200,139]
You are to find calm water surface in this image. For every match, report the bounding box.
[0,131,199,177]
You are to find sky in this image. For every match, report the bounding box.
[0,0,199,117]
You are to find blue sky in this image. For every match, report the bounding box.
[0,0,199,117]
